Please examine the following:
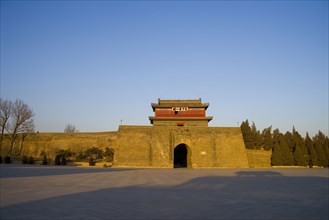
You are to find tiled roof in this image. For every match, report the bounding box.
[151,99,209,111]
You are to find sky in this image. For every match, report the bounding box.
[1,1,328,136]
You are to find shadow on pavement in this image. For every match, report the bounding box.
[1,170,328,220]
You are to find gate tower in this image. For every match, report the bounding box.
[149,99,213,126]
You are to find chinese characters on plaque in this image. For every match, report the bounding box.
[172,107,189,111]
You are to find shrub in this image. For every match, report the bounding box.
[28,156,34,164]
[85,147,103,160]
[55,155,61,165]
[89,157,96,166]
[4,156,11,164]
[103,147,115,162]
[60,156,66,165]
[76,151,87,161]
[22,155,28,164]
[42,154,48,165]
[56,149,74,161]
[55,155,66,165]
[0,156,2,163]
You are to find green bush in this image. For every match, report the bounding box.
[22,155,28,164]
[89,157,96,166]
[56,149,74,161]
[103,147,115,162]
[60,156,66,165]
[42,154,48,165]
[4,156,11,164]
[55,155,66,165]
[28,156,34,164]
[55,155,61,165]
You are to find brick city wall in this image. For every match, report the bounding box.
[3,127,272,168]
[113,126,250,168]
[245,149,272,168]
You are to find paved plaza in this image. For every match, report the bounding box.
[0,165,328,220]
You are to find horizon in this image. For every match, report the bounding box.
[1,1,328,137]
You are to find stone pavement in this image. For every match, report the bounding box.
[0,165,328,220]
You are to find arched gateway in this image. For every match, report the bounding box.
[174,144,190,168]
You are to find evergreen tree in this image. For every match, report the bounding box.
[292,129,309,166]
[240,120,253,149]
[323,136,329,167]
[305,133,318,167]
[313,131,328,167]
[293,142,305,166]
[271,129,281,165]
[284,131,294,153]
[270,129,293,166]
[261,126,273,150]
[271,142,281,166]
[280,134,294,165]
[251,121,262,149]
[241,120,327,167]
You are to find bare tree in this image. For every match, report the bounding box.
[64,124,79,133]
[8,99,35,156]
[0,99,12,154]
[18,118,35,156]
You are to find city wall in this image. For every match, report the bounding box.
[2,127,272,168]
[245,149,272,168]
[113,125,250,168]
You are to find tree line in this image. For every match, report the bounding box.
[240,120,329,167]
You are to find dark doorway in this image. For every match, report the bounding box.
[174,144,188,168]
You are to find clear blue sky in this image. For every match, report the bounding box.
[1,1,328,136]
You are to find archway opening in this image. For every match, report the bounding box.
[174,144,188,168]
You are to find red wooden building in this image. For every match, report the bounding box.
[149,99,213,126]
